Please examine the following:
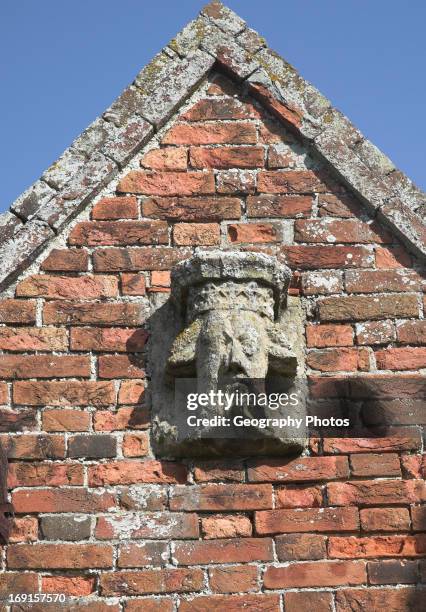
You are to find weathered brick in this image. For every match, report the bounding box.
[118,541,169,567]
[368,560,419,585]
[329,535,426,558]
[209,565,258,593]
[307,348,369,372]
[182,98,259,121]
[346,269,420,293]
[173,222,220,245]
[302,270,343,295]
[121,273,146,295]
[178,594,280,612]
[89,460,187,485]
[173,538,273,565]
[360,508,411,532]
[122,432,149,457]
[295,219,391,243]
[376,245,412,268]
[275,534,327,560]
[201,514,252,539]
[44,301,146,325]
[41,249,89,271]
[100,568,203,595]
[255,507,359,534]
[170,484,272,511]
[40,515,92,541]
[0,327,67,351]
[96,512,198,540]
[216,169,256,194]
[0,573,39,597]
[350,453,401,477]
[150,271,170,287]
[68,434,117,458]
[281,245,373,269]
[397,320,426,344]
[7,544,113,569]
[9,517,38,543]
[375,347,426,370]
[118,170,215,195]
[0,355,90,379]
[94,406,149,431]
[411,505,426,531]
[13,381,115,406]
[0,407,36,431]
[247,194,312,218]
[16,274,118,299]
[141,147,188,171]
[119,485,167,511]
[190,146,264,169]
[401,454,423,479]
[5,434,65,459]
[193,460,245,483]
[142,196,241,221]
[275,484,323,508]
[92,196,138,219]
[125,599,173,612]
[248,456,349,482]
[318,193,360,217]
[327,480,426,505]
[0,299,36,324]
[263,560,366,588]
[98,355,145,379]
[306,324,353,348]
[93,247,191,271]
[335,587,425,611]
[162,122,257,145]
[43,409,91,432]
[41,575,95,596]
[8,461,83,487]
[319,294,419,321]
[258,170,329,194]
[71,327,148,352]
[0,383,7,405]
[227,222,281,244]
[356,320,395,345]
[12,488,115,513]
[284,592,333,612]
[324,434,422,453]
[69,220,168,246]
[118,380,145,404]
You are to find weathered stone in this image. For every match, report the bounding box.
[42,148,86,190]
[201,2,246,35]
[201,25,259,80]
[10,180,55,220]
[0,212,22,245]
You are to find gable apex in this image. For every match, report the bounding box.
[0,1,424,291]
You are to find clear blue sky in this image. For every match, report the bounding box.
[1,1,425,212]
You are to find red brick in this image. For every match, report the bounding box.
[13,381,115,406]
[118,170,215,196]
[42,409,91,432]
[367,560,419,585]
[173,538,273,565]
[141,147,187,171]
[100,568,203,595]
[121,273,146,295]
[125,599,173,612]
[247,194,312,218]
[69,220,168,246]
[4,434,65,459]
[375,347,426,370]
[356,320,395,345]
[263,560,366,588]
[207,75,238,96]
[42,575,96,596]
[275,484,323,508]
[281,245,373,269]
[302,270,343,295]
[7,544,113,569]
[118,380,145,404]
[193,460,245,483]
[411,505,426,531]
[92,195,138,219]
[0,407,36,431]
[88,460,187,485]
[401,454,423,479]
[93,247,191,272]
[319,294,419,321]
[306,324,353,348]
[190,146,264,169]
[397,320,426,344]
[170,484,272,511]
[295,219,391,244]
[258,170,328,194]
[324,435,422,453]
[8,462,83,487]
[44,301,146,325]
[0,299,36,324]
[118,541,169,567]
[122,432,149,457]
[151,271,170,287]
[327,480,426,505]
[0,383,8,404]
[275,534,327,560]
[119,486,167,512]
[255,507,359,534]
[96,512,198,540]
[248,456,349,482]
[17,274,118,300]
[335,587,425,611]
[267,144,301,169]
[9,517,38,543]
[162,122,257,145]
[201,515,252,539]
[309,374,426,401]
[182,98,259,121]
[307,348,369,372]
[94,407,149,431]
[227,222,280,244]
[284,592,333,612]
[350,453,401,477]
[360,508,411,532]
[329,535,426,558]
[12,488,115,513]
[71,327,148,352]
[216,170,256,194]
[318,193,360,217]
[142,196,241,221]
[98,355,145,379]
[346,269,420,293]
[209,565,258,593]
[0,327,67,351]
[41,249,89,271]
[178,594,280,612]
[376,245,412,268]
[0,573,39,597]
[173,222,220,245]
[0,354,90,379]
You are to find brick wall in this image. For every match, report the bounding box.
[0,72,425,611]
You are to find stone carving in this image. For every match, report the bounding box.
[150,251,306,457]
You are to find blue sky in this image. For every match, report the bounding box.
[1,1,425,212]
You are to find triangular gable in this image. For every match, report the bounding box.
[1,0,424,292]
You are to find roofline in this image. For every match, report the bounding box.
[1,1,424,291]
